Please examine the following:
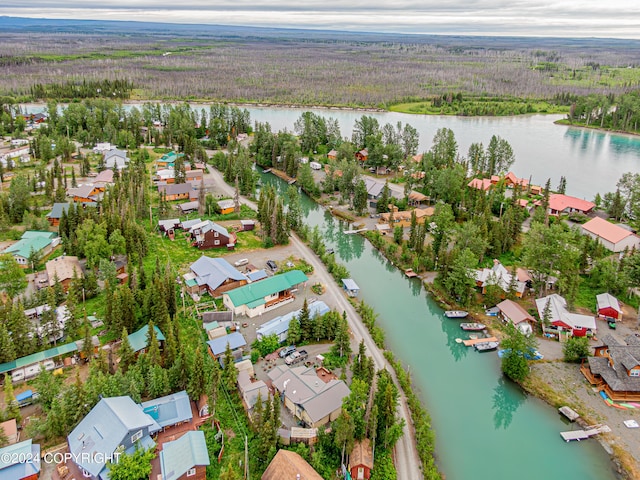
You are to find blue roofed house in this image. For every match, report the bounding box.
[257,301,330,343]
[103,148,129,170]
[160,430,210,480]
[0,439,40,480]
[67,396,158,480]
[140,390,193,432]
[127,324,166,354]
[46,202,70,227]
[185,255,248,297]
[3,231,58,267]
[222,270,308,317]
[342,278,360,297]
[207,331,247,361]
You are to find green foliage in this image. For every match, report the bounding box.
[500,323,538,382]
[252,334,280,357]
[107,447,155,480]
[0,254,27,298]
[563,336,591,363]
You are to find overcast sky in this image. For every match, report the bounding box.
[3,1,640,38]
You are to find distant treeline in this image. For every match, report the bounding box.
[29,79,134,101]
[567,90,640,134]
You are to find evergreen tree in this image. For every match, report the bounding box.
[81,320,94,361]
[286,317,301,345]
[187,346,208,401]
[0,321,15,363]
[332,313,352,358]
[298,299,312,341]
[118,327,136,374]
[145,321,162,367]
[3,374,21,424]
[221,343,238,391]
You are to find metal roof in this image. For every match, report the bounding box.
[597,293,623,314]
[0,341,78,375]
[160,431,210,480]
[0,439,40,480]
[140,390,192,431]
[46,202,70,219]
[207,332,247,356]
[342,278,360,291]
[127,325,166,353]
[190,255,247,291]
[257,301,330,339]
[3,231,56,259]
[224,270,308,308]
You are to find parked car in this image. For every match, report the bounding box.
[279,346,296,358]
[234,258,249,267]
[285,349,308,365]
[266,260,278,271]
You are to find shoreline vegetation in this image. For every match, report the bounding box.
[554,118,640,139]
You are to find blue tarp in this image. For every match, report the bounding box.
[15,390,33,402]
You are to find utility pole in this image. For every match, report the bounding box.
[244,435,249,480]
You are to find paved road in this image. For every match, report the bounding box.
[208,167,424,479]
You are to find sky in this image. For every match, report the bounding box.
[2,1,640,39]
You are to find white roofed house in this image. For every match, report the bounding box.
[535,293,596,337]
[475,260,527,298]
[103,148,129,170]
[187,255,248,297]
[596,293,623,320]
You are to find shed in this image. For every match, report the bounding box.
[342,278,360,297]
[262,449,323,480]
[496,299,536,335]
[596,293,623,320]
[0,419,18,445]
[159,430,210,480]
[240,219,255,231]
[349,438,374,480]
[127,325,166,353]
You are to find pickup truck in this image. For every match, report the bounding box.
[285,349,308,365]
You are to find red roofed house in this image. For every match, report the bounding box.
[581,217,640,252]
[496,299,536,335]
[468,178,492,191]
[597,293,623,320]
[548,194,595,216]
[503,171,529,188]
[355,149,368,163]
[327,149,338,160]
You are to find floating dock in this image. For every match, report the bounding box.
[462,336,498,347]
[343,228,367,234]
[559,406,580,422]
[560,424,610,442]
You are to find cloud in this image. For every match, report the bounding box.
[2,1,640,38]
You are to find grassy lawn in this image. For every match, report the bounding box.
[575,277,639,312]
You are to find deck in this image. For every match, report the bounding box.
[462,336,498,347]
[560,424,611,442]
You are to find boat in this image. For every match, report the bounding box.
[405,268,418,278]
[460,322,486,331]
[497,348,544,360]
[444,311,468,318]
[262,168,272,173]
[474,341,500,352]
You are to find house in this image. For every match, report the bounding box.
[412,153,423,163]
[159,183,193,201]
[158,218,181,236]
[160,431,210,480]
[156,169,176,184]
[0,146,30,165]
[178,201,199,214]
[475,260,527,298]
[0,439,40,480]
[237,369,269,412]
[103,148,129,170]
[596,293,623,320]
[379,207,434,228]
[188,220,237,250]
[68,184,103,203]
[140,390,193,431]
[93,169,114,187]
[349,439,374,480]
[187,255,248,297]
[127,324,166,353]
[46,202,70,227]
[256,301,330,342]
[223,270,308,317]
[45,255,83,291]
[327,149,338,160]
[503,171,529,188]
[179,218,202,230]
[3,231,58,267]
[240,219,255,231]
[0,419,18,445]
[355,148,368,163]
[364,178,385,203]
[217,199,236,215]
[581,217,640,252]
[467,178,493,191]
[67,396,157,479]
[246,269,268,282]
[582,334,640,401]
[408,191,429,206]
[496,299,536,335]
[268,365,351,428]
[342,278,360,297]
[548,194,595,216]
[186,170,204,182]
[207,332,247,360]
[156,151,183,169]
[535,293,596,337]
[262,449,323,480]
[93,142,114,154]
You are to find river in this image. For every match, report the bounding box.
[259,171,618,480]
[22,103,640,198]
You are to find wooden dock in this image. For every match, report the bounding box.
[462,336,498,347]
[560,424,611,442]
[343,228,367,234]
[559,406,580,422]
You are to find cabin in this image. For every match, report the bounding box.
[186,169,204,182]
[596,293,623,320]
[349,439,374,480]
[158,218,181,236]
[187,255,248,297]
[159,183,193,201]
[268,365,350,428]
[364,178,385,204]
[207,332,247,361]
[548,194,595,216]
[581,217,640,252]
[127,324,166,354]
[327,149,338,160]
[67,396,157,479]
[262,449,323,480]
[342,278,360,297]
[156,151,183,169]
[582,335,640,401]
[93,142,114,154]
[103,148,129,170]
[379,207,434,228]
[502,171,529,188]
[408,191,429,206]
[496,299,536,335]
[46,202,70,227]
[159,431,210,480]
[240,219,255,231]
[217,199,236,215]
[45,255,83,292]
[237,369,269,413]
[355,148,368,163]
[256,301,330,342]
[140,390,193,432]
[535,293,596,337]
[178,201,199,214]
[68,184,103,203]
[223,270,308,317]
[188,220,236,250]
[3,231,58,267]
[0,439,40,480]
[475,260,527,298]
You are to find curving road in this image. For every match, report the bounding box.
[208,167,423,479]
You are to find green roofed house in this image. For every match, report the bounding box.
[3,231,58,267]
[127,325,166,353]
[160,430,210,480]
[222,270,308,318]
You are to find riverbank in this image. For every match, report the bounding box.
[554,118,640,138]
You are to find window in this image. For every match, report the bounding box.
[187,468,196,477]
[214,240,220,245]
[214,232,219,237]
[130,430,143,443]
[630,370,640,377]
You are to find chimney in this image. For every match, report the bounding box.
[297,475,301,480]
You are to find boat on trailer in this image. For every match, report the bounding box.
[444,311,468,318]
[460,322,486,331]
[474,341,500,352]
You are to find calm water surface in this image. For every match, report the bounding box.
[260,172,618,480]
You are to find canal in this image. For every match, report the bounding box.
[260,171,618,480]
